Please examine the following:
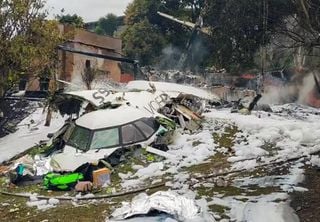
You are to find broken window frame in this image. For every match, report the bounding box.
[133,119,158,139]
[121,123,145,145]
[90,127,120,149]
[67,125,91,151]
[63,122,75,142]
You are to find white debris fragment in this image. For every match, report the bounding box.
[131,165,144,170]
[310,155,320,167]
[9,208,19,213]
[134,162,165,180]
[29,194,38,202]
[26,195,60,211]
[48,198,60,205]
[26,200,48,208]
[82,193,95,198]
[118,172,133,180]
[109,191,215,222]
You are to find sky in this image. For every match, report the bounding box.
[46,0,133,22]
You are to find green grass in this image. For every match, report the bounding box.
[213,125,239,150]
[192,140,203,147]
[0,192,114,222]
[260,141,281,156]
[208,204,231,214]
[186,152,230,176]
[195,182,282,199]
[196,185,244,197]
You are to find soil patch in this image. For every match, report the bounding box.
[290,166,320,222]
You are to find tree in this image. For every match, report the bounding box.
[57,14,84,28]
[204,0,293,72]
[81,61,97,90]
[274,0,320,49]
[122,0,198,66]
[124,0,163,25]
[0,0,66,97]
[122,0,295,72]
[121,19,166,65]
[94,13,123,36]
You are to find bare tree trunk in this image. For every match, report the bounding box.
[44,72,57,127]
[44,107,52,127]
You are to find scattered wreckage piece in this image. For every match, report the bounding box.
[55,89,171,117]
[175,94,206,115]
[157,12,211,36]
[108,191,215,222]
[53,90,121,117]
[60,80,218,115]
[231,94,262,115]
[254,103,273,112]
[175,104,202,121]
[126,80,220,102]
[145,146,175,159]
[126,81,219,130]
[54,81,217,132]
[43,172,84,191]
[5,154,53,186]
[160,103,203,131]
[174,104,202,131]
[0,182,167,201]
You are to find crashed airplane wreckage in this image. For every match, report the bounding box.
[50,106,174,172]
[5,81,220,192]
[54,80,219,130]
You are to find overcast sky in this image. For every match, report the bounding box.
[46,0,133,22]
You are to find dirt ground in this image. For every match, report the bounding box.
[290,166,320,222]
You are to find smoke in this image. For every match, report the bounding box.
[260,84,297,105]
[156,36,209,72]
[260,72,320,107]
[188,37,209,70]
[157,45,182,70]
[297,73,316,104]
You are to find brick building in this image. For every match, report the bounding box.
[25,25,134,92]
